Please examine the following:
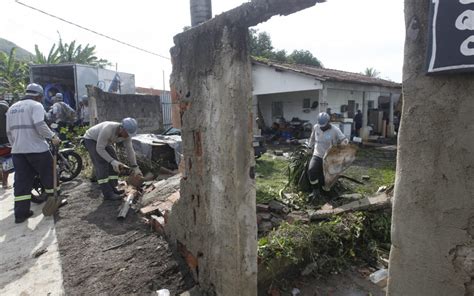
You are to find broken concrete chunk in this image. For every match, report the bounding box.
[156,289,170,296]
[140,174,181,206]
[259,221,273,233]
[256,203,270,212]
[286,211,310,224]
[268,200,289,214]
[340,193,363,200]
[270,216,283,226]
[150,215,166,236]
[257,212,272,221]
[369,268,388,287]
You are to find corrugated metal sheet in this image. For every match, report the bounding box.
[160,90,172,129]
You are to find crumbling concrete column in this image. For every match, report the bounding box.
[167,18,257,296]
[167,1,325,295]
[388,2,474,295]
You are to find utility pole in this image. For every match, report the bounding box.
[190,0,212,27]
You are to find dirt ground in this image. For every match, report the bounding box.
[54,179,190,295]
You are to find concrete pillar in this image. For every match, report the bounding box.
[318,85,327,115]
[190,0,212,27]
[359,91,370,141]
[387,93,395,137]
[167,23,257,296]
[252,95,259,135]
[388,2,474,295]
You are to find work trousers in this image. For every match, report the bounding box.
[308,155,325,189]
[12,151,54,219]
[83,139,119,198]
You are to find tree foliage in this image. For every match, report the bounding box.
[363,67,380,78]
[35,37,109,68]
[0,47,29,100]
[288,50,323,68]
[248,29,323,67]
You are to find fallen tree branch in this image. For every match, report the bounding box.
[339,175,364,185]
[310,193,391,221]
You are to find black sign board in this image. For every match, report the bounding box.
[427,0,474,73]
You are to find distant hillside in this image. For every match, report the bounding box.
[0,38,34,61]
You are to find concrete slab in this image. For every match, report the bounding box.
[0,175,64,296]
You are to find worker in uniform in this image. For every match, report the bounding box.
[47,93,76,139]
[83,118,142,200]
[307,112,348,201]
[77,95,90,126]
[6,83,62,223]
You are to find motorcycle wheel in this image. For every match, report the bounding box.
[59,151,83,182]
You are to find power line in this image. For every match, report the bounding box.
[14,0,171,60]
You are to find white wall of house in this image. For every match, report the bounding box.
[252,64,402,131]
[252,64,322,95]
[258,90,320,126]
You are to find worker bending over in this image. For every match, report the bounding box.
[308,112,348,200]
[83,118,142,200]
[6,83,62,223]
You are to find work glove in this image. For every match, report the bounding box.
[111,160,125,173]
[51,136,61,146]
[341,138,349,145]
[132,166,143,176]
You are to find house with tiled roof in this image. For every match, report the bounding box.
[251,59,402,138]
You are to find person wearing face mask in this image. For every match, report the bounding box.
[307,112,348,200]
[83,118,142,200]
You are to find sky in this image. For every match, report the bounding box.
[0,0,405,90]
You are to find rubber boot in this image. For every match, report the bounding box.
[109,178,124,195]
[100,183,122,201]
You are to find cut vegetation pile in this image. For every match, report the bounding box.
[255,146,396,291]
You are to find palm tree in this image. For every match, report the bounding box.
[34,37,109,68]
[363,67,380,78]
[0,48,29,101]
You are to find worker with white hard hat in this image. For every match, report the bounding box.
[78,95,90,126]
[6,83,62,223]
[307,112,348,201]
[83,118,142,200]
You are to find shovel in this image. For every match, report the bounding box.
[42,141,67,216]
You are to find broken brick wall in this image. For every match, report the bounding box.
[87,85,163,133]
[388,2,474,295]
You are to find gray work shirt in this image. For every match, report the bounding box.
[84,121,137,166]
[308,123,346,158]
[6,98,55,154]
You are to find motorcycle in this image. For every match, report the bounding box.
[0,140,83,200]
[31,139,83,200]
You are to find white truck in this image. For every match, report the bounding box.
[29,63,135,109]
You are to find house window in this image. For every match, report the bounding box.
[303,98,311,109]
[272,101,283,118]
[368,100,375,109]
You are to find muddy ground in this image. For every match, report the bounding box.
[55,179,190,295]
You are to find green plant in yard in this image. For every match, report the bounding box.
[287,145,312,193]
[258,211,392,275]
[255,154,288,203]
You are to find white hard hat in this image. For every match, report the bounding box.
[25,83,44,97]
[121,117,138,137]
[54,93,63,101]
[318,112,330,126]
